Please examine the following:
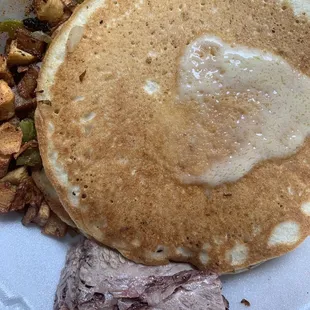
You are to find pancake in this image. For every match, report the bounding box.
[35,0,310,273]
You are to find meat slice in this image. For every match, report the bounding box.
[54,239,229,310]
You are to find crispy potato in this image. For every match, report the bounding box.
[17,65,39,99]
[1,166,29,185]
[0,182,17,213]
[42,213,67,237]
[15,29,46,60]
[0,55,14,86]
[22,205,38,225]
[0,154,11,178]
[33,201,50,226]
[0,80,15,121]
[13,86,37,119]
[0,122,22,155]
[7,40,36,66]
[34,0,65,23]
[10,177,43,211]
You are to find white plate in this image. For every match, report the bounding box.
[1,1,310,309]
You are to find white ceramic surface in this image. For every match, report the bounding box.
[1,1,310,309]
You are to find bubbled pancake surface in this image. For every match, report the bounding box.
[36,0,310,273]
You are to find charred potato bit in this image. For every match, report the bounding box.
[0,166,29,185]
[0,154,11,178]
[15,28,46,59]
[7,40,36,66]
[42,213,67,238]
[0,80,15,120]
[10,177,43,211]
[15,100,37,119]
[0,56,15,86]
[34,0,65,24]
[0,182,17,213]
[0,122,22,155]
[14,88,37,119]
[33,201,50,226]
[17,65,39,99]
[22,205,38,225]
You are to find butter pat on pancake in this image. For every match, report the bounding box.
[36,0,310,273]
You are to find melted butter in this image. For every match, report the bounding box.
[178,36,310,186]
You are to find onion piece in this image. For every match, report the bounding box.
[30,31,52,44]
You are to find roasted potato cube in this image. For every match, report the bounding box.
[33,201,50,226]
[0,80,15,121]
[17,65,39,99]
[22,205,38,225]
[0,122,22,155]
[34,0,65,23]
[15,29,46,59]
[14,87,37,119]
[42,213,67,237]
[0,154,11,178]
[0,56,14,86]
[0,166,29,185]
[10,177,43,211]
[7,40,36,66]
[0,182,17,213]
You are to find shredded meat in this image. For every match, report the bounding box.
[55,239,229,310]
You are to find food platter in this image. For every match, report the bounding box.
[1,0,310,309]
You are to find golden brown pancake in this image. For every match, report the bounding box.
[36,0,310,273]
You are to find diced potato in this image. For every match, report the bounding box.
[33,201,50,226]
[22,205,38,225]
[0,166,29,185]
[42,213,67,237]
[17,65,39,99]
[7,40,36,66]
[0,55,14,86]
[13,86,37,119]
[0,182,17,213]
[0,122,22,155]
[15,29,46,59]
[10,177,43,212]
[0,80,15,121]
[34,0,65,24]
[0,154,11,178]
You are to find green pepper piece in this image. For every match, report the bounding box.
[19,119,37,142]
[0,20,23,38]
[16,147,42,167]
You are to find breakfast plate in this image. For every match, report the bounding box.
[1,0,310,309]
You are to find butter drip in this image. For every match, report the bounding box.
[178,36,310,186]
